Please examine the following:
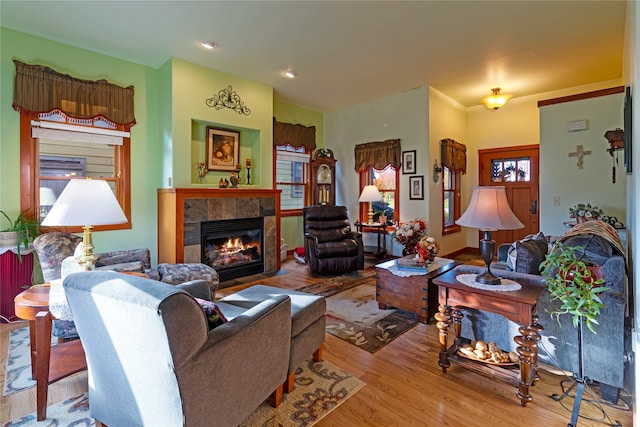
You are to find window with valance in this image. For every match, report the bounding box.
[354,139,401,226]
[273,119,316,216]
[440,138,466,235]
[14,60,135,230]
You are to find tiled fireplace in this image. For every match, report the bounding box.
[157,188,281,283]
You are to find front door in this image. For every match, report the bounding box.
[479,145,539,249]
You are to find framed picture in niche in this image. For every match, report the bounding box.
[206,127,240,171]
[409,175,424,200]
[402,150,416,174]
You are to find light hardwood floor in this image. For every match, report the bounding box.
[1,257,633,426]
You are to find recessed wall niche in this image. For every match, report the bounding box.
[190,119,260,185]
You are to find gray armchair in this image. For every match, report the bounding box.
[63,271,291,427]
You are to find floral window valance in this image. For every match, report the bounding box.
[354,139,401,172]
[12,60,136,127]
[273,118,316,150]
[440,138,467,174]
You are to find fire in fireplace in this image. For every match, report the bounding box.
[201,217,264,281]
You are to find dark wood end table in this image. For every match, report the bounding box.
[375,257,460,323]
[14,285,87,421]
[432,269,544,407]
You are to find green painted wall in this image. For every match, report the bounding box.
[169,58,274,188]
[0,28,320,265]
[0,28,162,261]
[273,100,324,252]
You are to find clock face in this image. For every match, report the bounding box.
[318,164,332,184]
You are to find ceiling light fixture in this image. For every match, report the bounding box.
[481,87,512,111]
[283,70,297,79]
[200,41,216,49]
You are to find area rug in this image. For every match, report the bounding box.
[4,359,364,427]
[323,282,418,353]
[3,326,57,396]
[295,267,376,297]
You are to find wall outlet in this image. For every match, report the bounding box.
[553,196,560,206]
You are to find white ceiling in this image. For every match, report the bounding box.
[1,1,627,112]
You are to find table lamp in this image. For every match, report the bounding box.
[39,187,57,218]
[456,186,523,285]
[41,178,127,270]
[358,185,382,224]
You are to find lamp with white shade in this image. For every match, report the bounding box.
[39,187,57,218]
[41,178,127,270]
[456,186,523,285]
[358,185,382,224]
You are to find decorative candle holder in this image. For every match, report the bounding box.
[246,158,252,185]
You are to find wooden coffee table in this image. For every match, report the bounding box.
[375,257,459,323]
[14,285,87,421]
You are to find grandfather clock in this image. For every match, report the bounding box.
[310,149,337,205]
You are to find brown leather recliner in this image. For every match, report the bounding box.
[303,205,364,274]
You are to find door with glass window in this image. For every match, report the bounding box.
[479,145,539,248]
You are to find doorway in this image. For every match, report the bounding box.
[478,145,539,248]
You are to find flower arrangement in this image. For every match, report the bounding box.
[391,218,427,254]
[416,236,440,262]
[196,161,208,183]
[569,203,603,223]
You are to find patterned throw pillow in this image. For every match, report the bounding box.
[506,232,548,274]
[194,297,228,330]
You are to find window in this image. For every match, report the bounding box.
[359,165,398,226]
[14,61,134,230]
[20,111,131,230]
[442,166,461,234]
[491,157,531,182]
[275,145,310,214]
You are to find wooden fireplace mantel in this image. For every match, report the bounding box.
[157,187,281,273]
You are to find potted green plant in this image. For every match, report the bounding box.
[539,242,609,425]
[0,210,42,260]
[539,243,608,334]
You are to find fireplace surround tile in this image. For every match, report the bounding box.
[158,188,281,280]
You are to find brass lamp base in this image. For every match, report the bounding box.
[78,225,97,271]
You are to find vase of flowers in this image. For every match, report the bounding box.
[569,203,603,224]
[391,218,427,255]
[196,161,208,184]
[416,236,440,263]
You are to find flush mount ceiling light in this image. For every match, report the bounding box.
[481,87,512,111]
[283,70,297,79]
[200,41,216,49]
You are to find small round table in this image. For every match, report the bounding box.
[14,285,87,421]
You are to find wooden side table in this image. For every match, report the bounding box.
[433,269,543,407]
[354,221,387,258]
[14,285,87,421]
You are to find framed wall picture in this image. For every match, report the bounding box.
[206,127,240,171]
[409,175,424,200]
[402,150,416,174]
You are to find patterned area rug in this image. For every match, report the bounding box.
[3,327,57,396]
[323,282,418,353]
[296,267,377,297]
[4,359,364,427]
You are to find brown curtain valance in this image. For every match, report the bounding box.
[12,60,136,127]
[354,139,401,172]
[273,118,316,150]
[440,138,467,174]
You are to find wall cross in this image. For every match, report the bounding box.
[568,145,592,169]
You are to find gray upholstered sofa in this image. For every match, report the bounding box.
[458,224,629,402]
